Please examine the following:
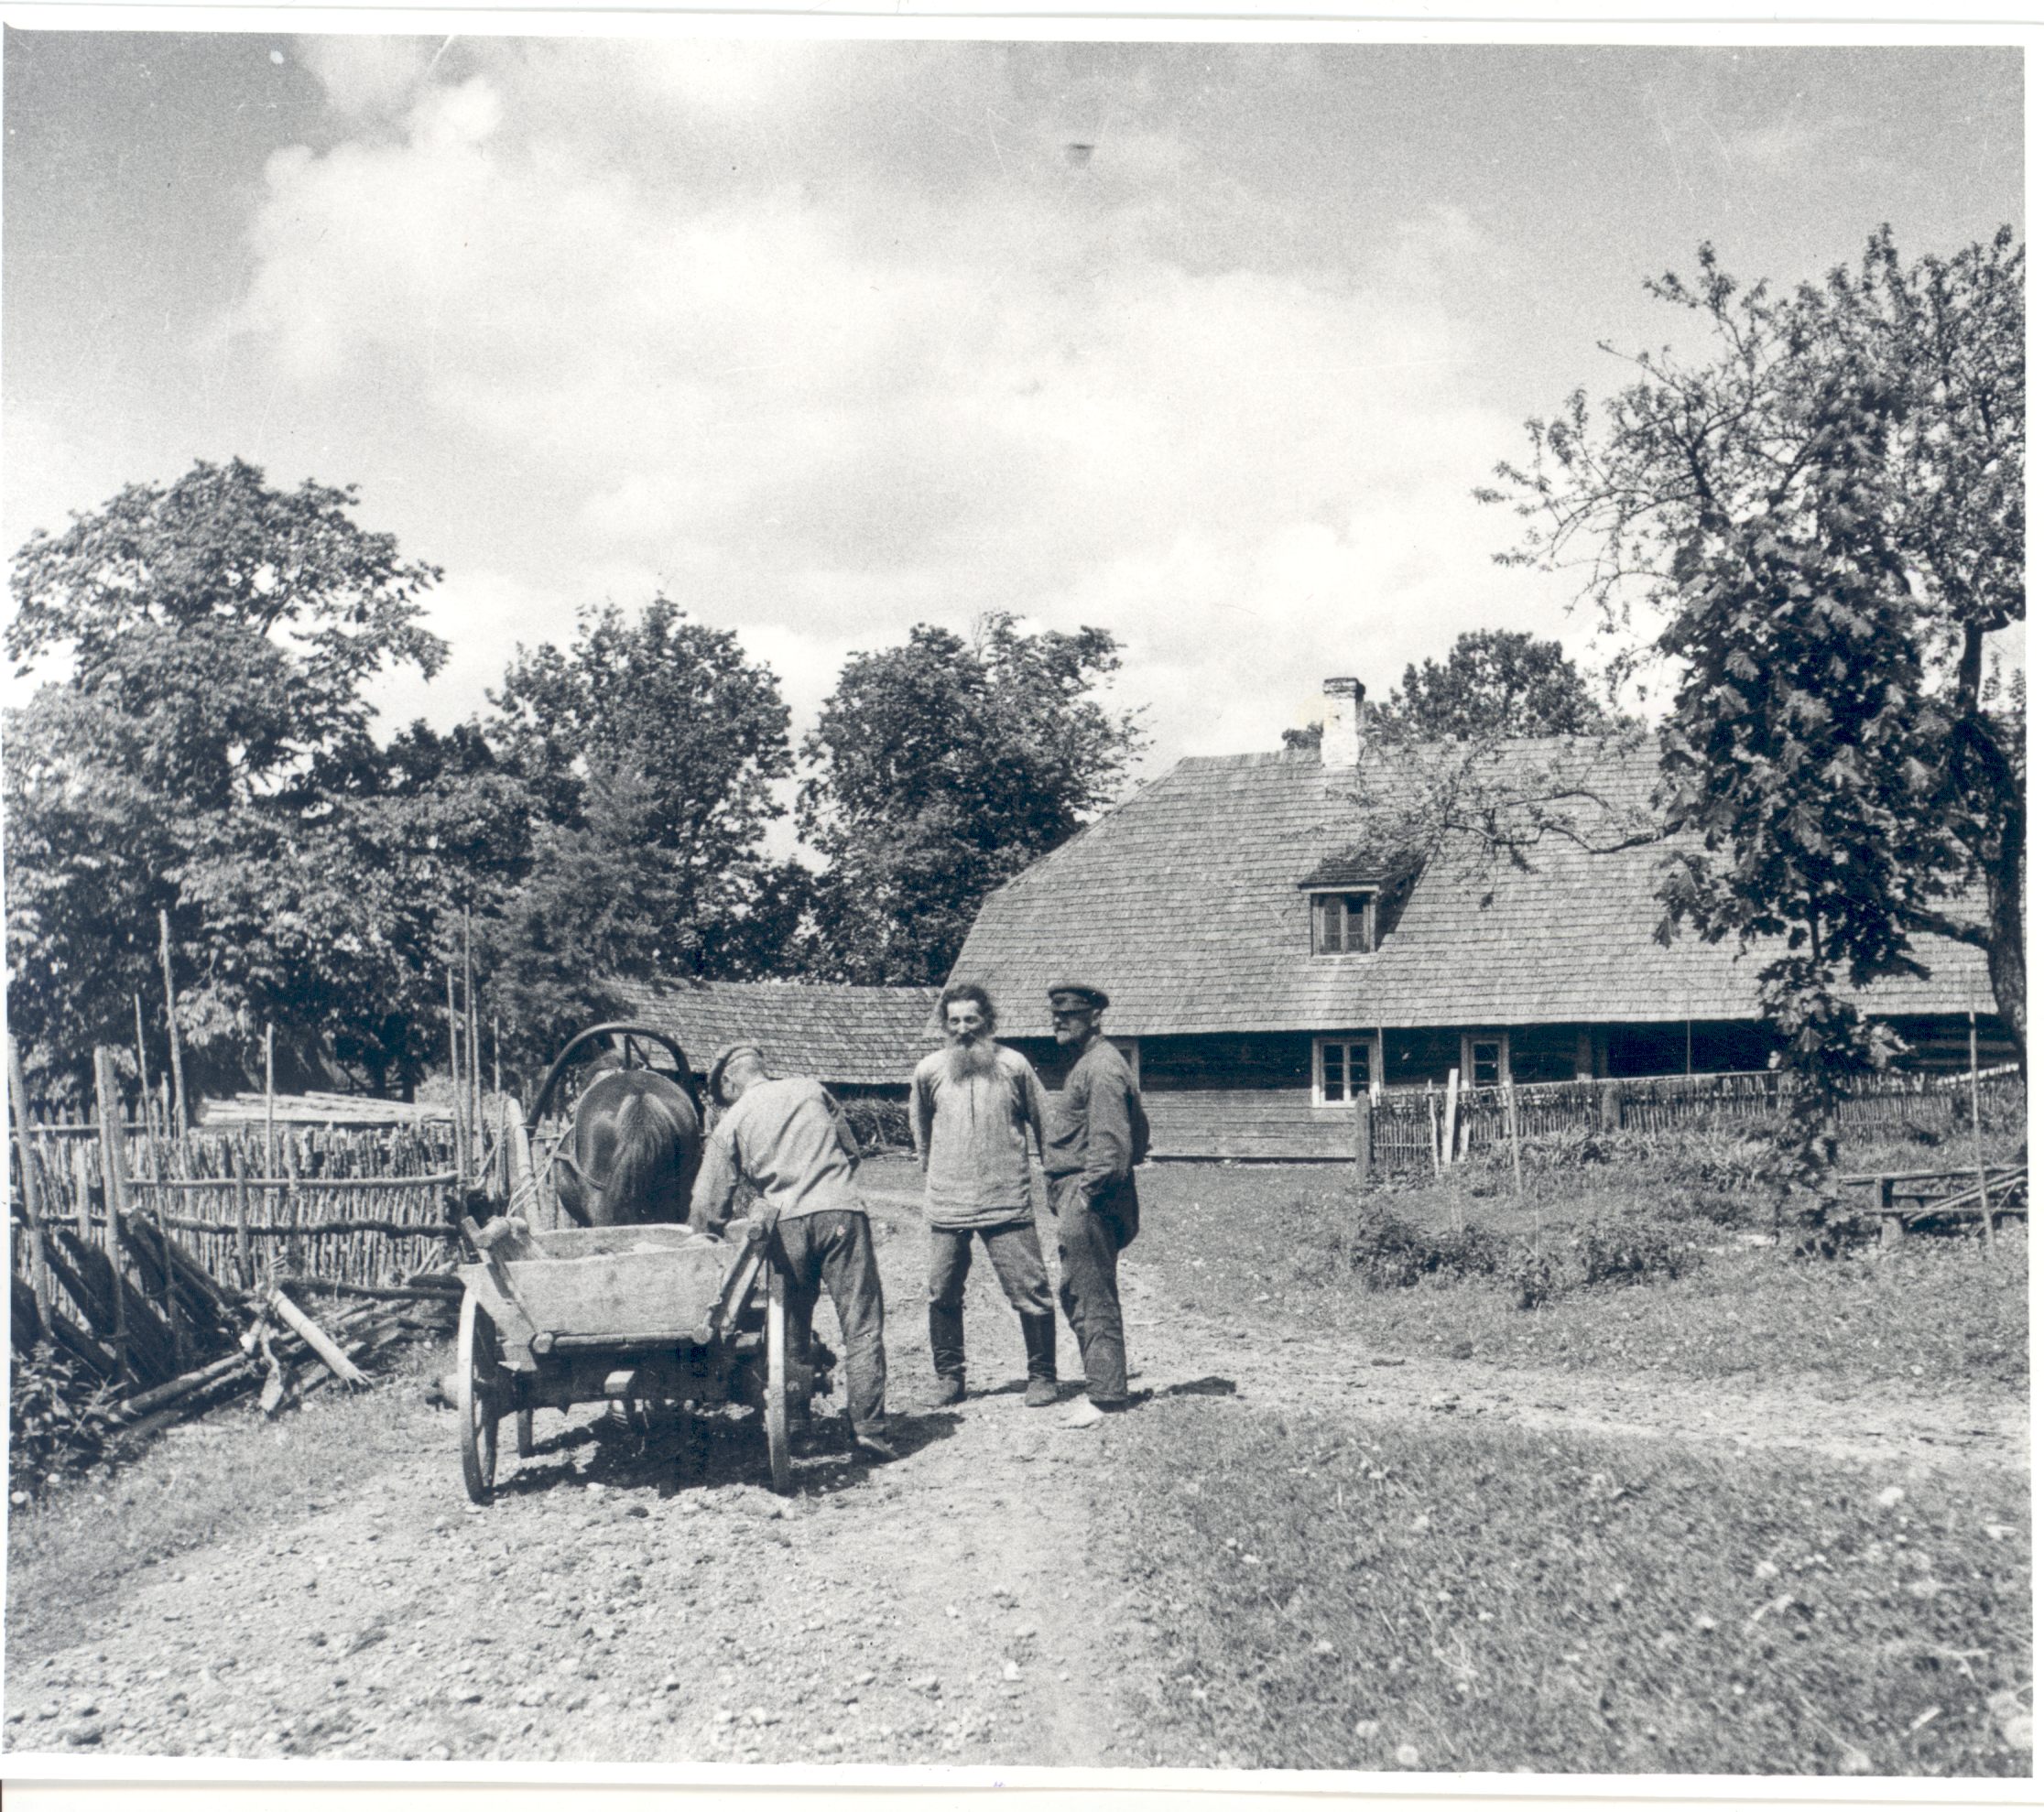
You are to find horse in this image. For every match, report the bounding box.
[549,1067,703,1227]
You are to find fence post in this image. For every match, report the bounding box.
[1506,1080,1523,1198]
[1353,1091,1372,1188]
[8,1036,53,1325]
[158,906,190,1138]
[1968,1012,1995,1250]
[1600,1080,1621,1133]
[1443,1068,1461,1169]
[231,1147,255,1290]
[71,1136,92,1242]
[91,1047,133,1378]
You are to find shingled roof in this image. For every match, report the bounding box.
[609,977,940,1086]
[949,739,1995,1041]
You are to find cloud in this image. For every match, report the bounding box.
[230,39,1574,775]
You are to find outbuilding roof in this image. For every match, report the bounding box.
[948,738,1995,1040]
[609,977,940,1087]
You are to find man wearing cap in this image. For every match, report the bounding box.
[1042,983,1149,1429]
[689,1042,895,1462]
[909,982,1060,1408]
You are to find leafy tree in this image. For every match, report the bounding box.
[485,598,795,982]
[5,460,445,1098]
[1369,629,1627,738]
[1487,226,2025,1081]
[799,614,1146,984]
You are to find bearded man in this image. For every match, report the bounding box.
[908,982,1059,1408]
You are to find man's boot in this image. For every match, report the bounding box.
[928,1303,966,1405]
[1021,1314,1059,1408]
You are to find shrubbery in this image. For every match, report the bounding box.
[839,1096,912,1155]
[1351,1205,1702,1307]
[1350,1209,1505,1291]
[8,1343,120,1498]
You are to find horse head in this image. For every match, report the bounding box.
[552,1069,703,1227]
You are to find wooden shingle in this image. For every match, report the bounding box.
[610,978,941,1086]
[950,740,1995,1039]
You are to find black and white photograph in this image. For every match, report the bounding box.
[0,9,2030,1791]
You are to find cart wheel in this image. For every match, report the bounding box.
[457,1294,503,1505]
[515,1407,535,1459]
[764,1266,793,1495]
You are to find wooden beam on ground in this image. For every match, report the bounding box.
[269,1288,369,1388]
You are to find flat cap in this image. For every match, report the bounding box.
[1047,982,1110,1013]
[704,1041,764,1105]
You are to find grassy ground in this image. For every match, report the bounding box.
[1132,1145,2030,1395]
[5,1340,443,1659]
[1093,1398,2033,1775]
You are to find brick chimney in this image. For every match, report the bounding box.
[1321,677,1363,769]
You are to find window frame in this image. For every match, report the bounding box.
[1313,1036,1378,1106]
[1461,1030,1512,1089]
[1309,889,1377,956]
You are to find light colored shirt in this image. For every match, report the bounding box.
[688,1076,863,1235]
[909,1043,1046,1229]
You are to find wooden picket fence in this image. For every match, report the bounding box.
[1363,1063,2025,1177]
[5,1038,533,1406]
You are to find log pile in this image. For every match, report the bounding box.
[8,1187,462,1461]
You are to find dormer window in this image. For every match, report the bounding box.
[1311,890,1375,955]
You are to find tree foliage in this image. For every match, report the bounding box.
[799,615,1146,984]
[485,597,796,983]
[1368,629,1627,739]
[5,461,448,1098]
[1488,226,2026,1091]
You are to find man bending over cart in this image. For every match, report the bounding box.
[688,1043,897,1462]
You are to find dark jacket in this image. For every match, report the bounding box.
[1043,1038,1148,1191]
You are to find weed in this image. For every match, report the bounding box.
[7,1343,123,1495]
[1350,1208,1505,1291]
[1572,1219,1700,1288]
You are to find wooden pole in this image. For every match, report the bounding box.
[8,1036,53,1325]
[1443,1067,1461,1170]
[133,993,156,1145]
[270,1288,369,1387]
[446,965,466,1193]
[231,1147,255,1289]
[1506,1079,1524,1199]
[1969,1011,1995,1251]
[157,907,189,1138]
[1426,1083,1441,1179]
[1353,1090,1371,1188]
[465,909,482,1178]
[91,1047,133,1379]
[264,1023,277,1183]
[71,1137,92,1242]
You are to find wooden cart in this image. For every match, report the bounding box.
[451,1210,825,1503]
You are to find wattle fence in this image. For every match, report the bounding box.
[1362,1063,2025,1177]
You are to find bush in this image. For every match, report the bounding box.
[1571,1218,1700,1288]
[1507,1245,1558,1310]
[839,1096,911,1155]
[1351,1208,1506,1291]
[8,1343,120,1497]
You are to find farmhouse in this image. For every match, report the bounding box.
[611,977,940,1101]
[950,678,2008,1160]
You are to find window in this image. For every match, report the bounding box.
[1310,891,1376,955]
[1315,1037,1376,1105]
[1462,1033,1510,1088]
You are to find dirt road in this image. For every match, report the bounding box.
[5,1178,2027,1765]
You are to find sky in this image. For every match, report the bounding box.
[2,27,2026,830]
